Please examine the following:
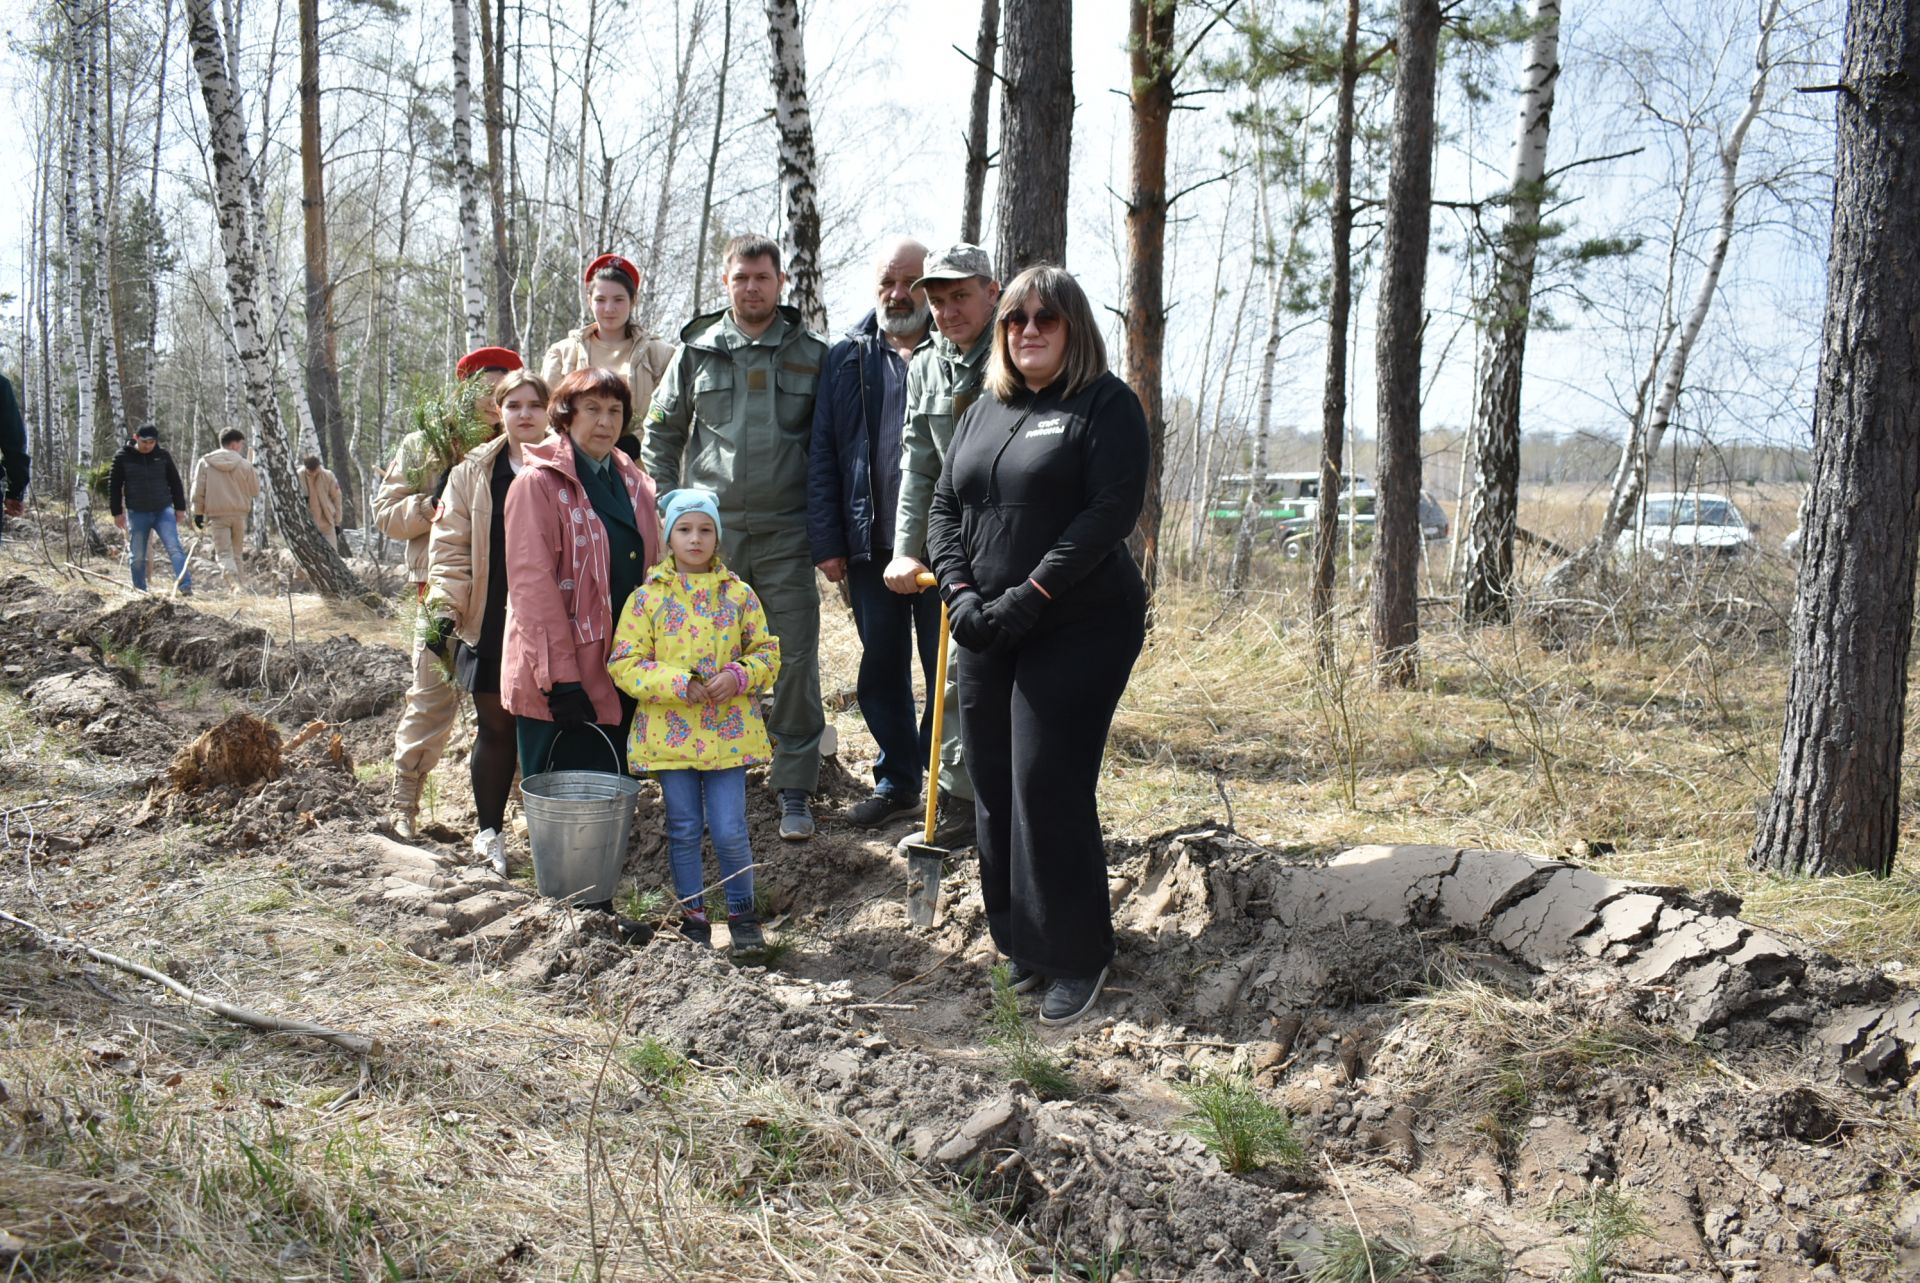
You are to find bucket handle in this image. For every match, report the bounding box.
[544,722,625,775]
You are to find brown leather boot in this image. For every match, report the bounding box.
[389,771,422,840]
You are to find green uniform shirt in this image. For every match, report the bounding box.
[894,328,992,561]
[643,304,828,538]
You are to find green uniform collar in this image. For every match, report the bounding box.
[679,303,809,354]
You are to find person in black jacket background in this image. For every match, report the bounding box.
[926,265,1149,1026]
[0,373,28,538]
[108,424,193,594]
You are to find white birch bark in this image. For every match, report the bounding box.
[1458,0,1562,622]
[82,28,127,443]
[184,0,370,601]
[451,0,489,349]
[63,91,96,535]
[764,0,827,331]
[1227,177,1284,594]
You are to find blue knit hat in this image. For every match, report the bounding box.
[661,488,723,544]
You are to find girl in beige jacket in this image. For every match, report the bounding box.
[540,253,673,459]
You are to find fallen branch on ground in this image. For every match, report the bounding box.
[0,906,380,1058]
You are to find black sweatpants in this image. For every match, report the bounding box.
[956,597,1145,980]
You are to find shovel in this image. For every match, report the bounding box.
[904,571,950,928]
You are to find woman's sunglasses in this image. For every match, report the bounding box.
[1003,307,1062,335]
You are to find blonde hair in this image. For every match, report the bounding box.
[492,369,551,406]
[984,265,1108,401]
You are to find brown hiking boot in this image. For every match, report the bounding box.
[389,772,422,840]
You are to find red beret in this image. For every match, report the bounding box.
[455,346,524,379]
[584,253,640,292]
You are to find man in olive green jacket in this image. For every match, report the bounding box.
[882,243,1002,849]
[644,234,830,841]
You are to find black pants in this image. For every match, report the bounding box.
[956,597,1145,980]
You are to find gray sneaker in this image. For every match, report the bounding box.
[1039,966,1109,1026]
[778,789,815,841]
[847,788,919,829]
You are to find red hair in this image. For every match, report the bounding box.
[549,368,633,431]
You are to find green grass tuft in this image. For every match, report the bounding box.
[983,965,1079,1101]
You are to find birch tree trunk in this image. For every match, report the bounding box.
[476,0,517,348]
[693,0,734,314]
[142,0,173,431]
[299,0,356,518]
[1312,0,1361,664]
[1752,0,1920,878]
[1370,0,1441,688]
[184,0,374,604]
[765,0,827,331]
[962,0,1001,244]
[83,29,128,444]
[1123,0,1176,607]
[1557,0,1781,583]
[62,69,100,546]
[1227,178,1284,595]
[1459,0,1562,625]
[451,0,490,349]
[995,0,1073,278]
[644,1,704,329]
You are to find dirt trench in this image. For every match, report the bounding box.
[4,574,1919,1281]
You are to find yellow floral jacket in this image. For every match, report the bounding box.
[607,559,781,772]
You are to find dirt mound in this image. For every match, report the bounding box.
[167,712,283,791]
[142,716,368,846]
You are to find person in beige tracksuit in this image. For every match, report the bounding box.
[375,344,521,837]
[189,430,262,590]
[300,455,344,545]
[541,253,674,459]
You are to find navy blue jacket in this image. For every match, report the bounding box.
[806,310,895,565]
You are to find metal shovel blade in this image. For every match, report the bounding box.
[904,843,946,928]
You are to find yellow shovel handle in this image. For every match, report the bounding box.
[916,572,946,845]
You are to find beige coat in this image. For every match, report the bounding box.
[373,432,438,584]
[541,324,675,436]
[426,434,527,646]
[300,465,343,530]
[189,447,261,518]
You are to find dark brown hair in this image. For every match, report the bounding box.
[548,368,633,431]
[587,267,643,341]
[722,234,782,275]
[985,265,1108,401]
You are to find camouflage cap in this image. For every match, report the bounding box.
[912,243,995,291]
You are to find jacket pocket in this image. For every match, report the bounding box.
[775,368,818,432]
[693,366,734,428]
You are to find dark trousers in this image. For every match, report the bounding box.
[515,692,636,778]
[846,554,942,798]
[956,598,1145,979]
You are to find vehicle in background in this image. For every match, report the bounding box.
[1276,490,1450,561]
[1615,492,1754,562]
[1208,472,1375,530]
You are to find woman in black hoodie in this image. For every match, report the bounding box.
[926,265,1149,1026]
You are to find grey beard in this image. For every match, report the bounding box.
[879,303,930,338]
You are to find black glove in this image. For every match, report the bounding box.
[983,580,1048,650]
[426,617,455,658]
[546,682,596,729]
[429,469,452,504]
[193,514,206,530]
[946,589,999,652]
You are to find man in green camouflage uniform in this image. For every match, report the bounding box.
[645,234,830,840]
[882,243,1001,850]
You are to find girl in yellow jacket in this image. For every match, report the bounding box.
[608,489,781,953]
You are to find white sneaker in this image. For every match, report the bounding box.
[473,828,509,877]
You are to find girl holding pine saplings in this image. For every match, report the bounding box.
[608,489,781,956]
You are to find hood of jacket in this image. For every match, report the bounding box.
[203,449,248,473]
[678,303,811,354]
[644,556,745,588]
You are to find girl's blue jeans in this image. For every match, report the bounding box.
[657,766,755,915]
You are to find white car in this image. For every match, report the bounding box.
[1616,492,1754,562]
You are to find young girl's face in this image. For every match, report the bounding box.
[670,513,717,572]
[501,387,549,446]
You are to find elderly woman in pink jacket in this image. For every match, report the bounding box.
[501,366,662,779]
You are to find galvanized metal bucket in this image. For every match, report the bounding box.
[521,725,641,905]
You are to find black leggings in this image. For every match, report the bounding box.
[955,596,1145,979]
[471,692,518,832]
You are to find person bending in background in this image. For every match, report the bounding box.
[926,265,1149,1027]
[501,367,661,781]
[541,253,675,461]
[300,455,344,550]
[609,488,780,956]
[426,370,552,876]
[376,344,521,839]
[109,424,192,596]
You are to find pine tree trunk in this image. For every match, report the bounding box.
[1123,0,1175,608]
[185,0,375,605]
[1751,0,1920,879]
[1312,0,1360,665]
[995,0,1073,278]
[1459,0,1561,625]
[299,0,356,519]
[764,0,827,331]
[962,0,1001,244]
[476,0,516,348]
[692,0,733,315]
[1370,0,1441,688]
[451,0,490,349]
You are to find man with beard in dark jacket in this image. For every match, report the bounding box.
[108,424,193,595]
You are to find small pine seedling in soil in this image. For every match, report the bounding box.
[622,1037,691,1091]
[984,964,1079,1101]
[1175,1069,1305,1174]
[1297,1225,1420,1283]
[1552,1184,1648,1283]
